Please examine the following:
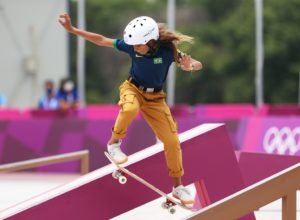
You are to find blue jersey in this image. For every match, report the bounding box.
[114,39,175,88]
[56,89,78,103]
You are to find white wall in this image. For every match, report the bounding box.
[0,0,68,108]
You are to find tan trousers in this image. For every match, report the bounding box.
[112,80,184,178]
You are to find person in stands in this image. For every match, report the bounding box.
[56,78,79,111]
[38,80,59,110]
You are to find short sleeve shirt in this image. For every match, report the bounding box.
[114,39,175,88]
[38,96,59,110]
[0,95,6,106]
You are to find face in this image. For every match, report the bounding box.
[45,81,54,94]
[133,44,150,55]
[45,82,53,90]
[63,81,74,92]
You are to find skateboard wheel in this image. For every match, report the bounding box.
[168,207,176,214]
[119,176,127,184]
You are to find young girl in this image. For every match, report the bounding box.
[58,13,202,204]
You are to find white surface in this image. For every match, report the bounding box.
[0,172,79,212]
[255,197,300,220]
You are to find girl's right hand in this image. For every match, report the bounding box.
[58,13,74,32]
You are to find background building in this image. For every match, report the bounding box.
[0,0,68,108]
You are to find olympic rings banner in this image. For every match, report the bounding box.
[242,117,300,156]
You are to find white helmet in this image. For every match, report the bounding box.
[123,16,159,45]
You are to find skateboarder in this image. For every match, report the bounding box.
[58,13,202,204]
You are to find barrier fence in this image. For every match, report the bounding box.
[1,104,299,120]
[0,150,89,174]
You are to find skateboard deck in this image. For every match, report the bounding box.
[104,151,196,214]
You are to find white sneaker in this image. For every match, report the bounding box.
[107,141,128,164]
[172,185,194,205]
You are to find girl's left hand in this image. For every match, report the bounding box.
[179,54,193,71]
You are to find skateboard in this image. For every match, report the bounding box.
[104,151,196,214]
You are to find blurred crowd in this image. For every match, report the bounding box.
[0,78,79,111]
[38,78,79,111]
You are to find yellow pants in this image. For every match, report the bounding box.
[112,80,184,178]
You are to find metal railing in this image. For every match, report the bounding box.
[0,150,89,175]
[187,163,300,220]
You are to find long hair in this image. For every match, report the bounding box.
[147,23,194,63]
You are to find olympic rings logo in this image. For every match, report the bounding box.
[263,126,300,155]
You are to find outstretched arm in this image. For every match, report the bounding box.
[58,13,114,48]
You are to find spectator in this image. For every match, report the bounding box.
[0,93,7,108]
[56,78,79,111]
[38,80,59,110]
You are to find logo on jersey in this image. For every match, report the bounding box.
[263,126,300,155]
[153,57,163,64]
[135,54,143,58]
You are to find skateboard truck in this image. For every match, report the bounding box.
[161,199,177,214]
[112,169,127,184]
